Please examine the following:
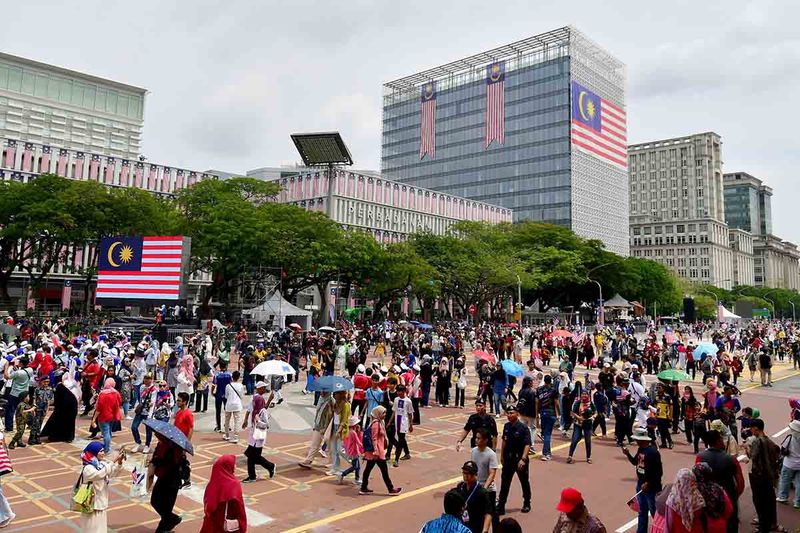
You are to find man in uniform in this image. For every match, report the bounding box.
[456,399,498,451]
[495,405,531,515]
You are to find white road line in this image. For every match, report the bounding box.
[614,426,793,532]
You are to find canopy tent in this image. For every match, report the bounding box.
[242,291,312,330]
[717,305,741,322]
[603,294,632,308]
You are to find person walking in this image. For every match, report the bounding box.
[695,429,745,533]
[173,392,194,489]
[420,489,472,533]
[359,405,401,496]
[298,391,334,468]
[91,378,122,454]
[517,377,537,455]
[241,382,276,483]
[223,371,245,444]
[776,419,800,509]
[471,428,499,531]
[328,390,351,476]
[552,487,607,533]
[456,399,498,451]
[744,419,784,533]
[0,419,15,528]
[535,374,560,461]
[149,434,184,533]
[200,454,247,533]
[77,441,125,533]
[456,461,493,533]
[622,428,663,533]
[496,405,532,515]
[211,361,232,432]
[391,384,414,467]
[567,391,595,464]
[7,392,33,450]
[131,374,156,453]
[339,415,363,485]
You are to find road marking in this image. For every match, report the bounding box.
[615,518,638,532]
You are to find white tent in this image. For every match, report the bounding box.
[242,291,312,330]
[717,305,741,322]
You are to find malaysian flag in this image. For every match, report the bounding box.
[120,160,130,186]
[419,82,436,159]
[175,169,184,190]
[74,153,85,178]
[134,162,144,188]
[570,81,627,169]
[57,149,68,176]
[89,155,100,180]
[148,165,158,189]
[485,62,506,147]
[104,157,115,184]
[40,146,51,173]
[4,141,16,168]
[21,143,33,172]
[96,236,186,301]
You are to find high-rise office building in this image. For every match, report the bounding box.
[381,26,629,255]
[628,132,733,289]
[0,52,145,160]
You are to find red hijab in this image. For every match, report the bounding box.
[201,454,247,533]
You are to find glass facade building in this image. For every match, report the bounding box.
[381,27,629,255]
[723,172,772,237]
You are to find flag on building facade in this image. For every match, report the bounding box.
[4,141,15,168]
[570,81,627,170]
[74,153,85,177]
[21,143,33,172]
[89,154,100,180]
[419,82,436,159]
[485,61,506,147]
[104,157,115,184]
[61,280,72,311]
[97,236,185,300]
[57,149,68,176]
[120,160,130,186]
[40,146,51,173]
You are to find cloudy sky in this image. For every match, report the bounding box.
[5,1,799,240]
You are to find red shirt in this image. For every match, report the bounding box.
[84,360,102,388]
[352,374,370,400]
[95,390,122,423]
[174,408,194,438]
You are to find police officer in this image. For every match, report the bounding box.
[495,405,531,515]
[456,399,498,451]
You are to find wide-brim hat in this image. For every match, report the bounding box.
[631,428,652,441]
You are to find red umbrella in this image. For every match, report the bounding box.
[552,329,572,338]
[472,350,495,362]
[502,322,519,328]
[288,323,302,331]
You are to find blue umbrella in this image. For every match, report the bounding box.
[308,375,353,393]
[500,359,524,377]
[143,418,194,455]
[418,323,433,330]
[693,342,718,358]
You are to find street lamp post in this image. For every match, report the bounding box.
[763,289,778,319]
[698,287,719,321]
[789,300,796,322]
[586,262,615,327]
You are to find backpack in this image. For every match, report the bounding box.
[363,421,375,453]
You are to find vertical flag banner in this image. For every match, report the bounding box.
[104,157,115,184]
[485,61,506,147]
[74,153,85,178]
[57,149,68,176]
[120,160,130,187]
[419,82,436,159]
[570,81,627,169]
[4,140,16,168]
[21,143,33,172]
[89,155,100,180]
[40,146,51,173]
[61,280,72,311]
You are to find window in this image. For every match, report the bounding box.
[676,225,685,233]
[643,227,652,235]
[633,227,641,235]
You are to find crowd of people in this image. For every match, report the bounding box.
[0,315,797,532]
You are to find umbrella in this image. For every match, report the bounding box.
[418,323,433,330]
[665,331,677,345]
[502,323,519,328]
[552,329,572,339]
[410,320,420,325]
[288,323,302,331]
[308,375,353,392]
[397,320,409,325]
[318,326,336,333]
[693,342,718,358]
[472,350,495,363]
[500,359,524,377]
[143,419,194,455]
[657,369,691,382]
[252,360,296,376]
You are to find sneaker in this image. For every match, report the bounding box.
[142,446,150,454]
[223,435,230,441]
[181,481,191,489]
[318,450,327,458]
[353,478,361,485]
[125,415,133,420]
[400,454,411,461]
[268,465,276,479]
[566,456,574,464]
[277,398,284,405]
[338,473,345,485]
[242,478,257,484]
[540,454,550,461]
[359,488,373,495]
[521,503,531,513]
[16,443,26,448]
[133,444,144,453]
[776,498,788,504]
[388,487,402,495]
[392,461,399,468]
[297,462,312,469]
[213,427,221,432]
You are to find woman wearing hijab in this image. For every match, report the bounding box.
[91,378,122,453]
[176,354,196,406]
[659,465,731,533]
[149,434,184,533]
[567,390,596,464]
[78,441,124,533]
[434,357,451,407]
[165,352,179,397]
[41,372,78,443]
[359,405,401,496]
[200,454,247,533]
[241,381,276,483]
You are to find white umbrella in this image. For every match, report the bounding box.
[251,359,296,376]
[318,326,336,333]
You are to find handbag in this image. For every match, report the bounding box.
[223,501,240,532]
[71,471,95,513]
[779,434,792,457]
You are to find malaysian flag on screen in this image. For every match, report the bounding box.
[485,62,505,147]
[570,81,627,169]
[419,82,436,159]
[96,236,185,301]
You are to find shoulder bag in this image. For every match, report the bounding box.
[224,500,240,531]
[71,470,95,514]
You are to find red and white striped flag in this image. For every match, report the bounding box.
[89,155,100,180]
[57,149,68,176]
[120,161,130,186]
[175,170,184,190]
[148,165,158,189]
[104,158,115,184]
[161,167,171,192]
[74,153,85,178]
[419,82,436,159]
[485,62,506,147]
[21,144,33,171]
[40,146,51,173]
[97,236,185,300]
[570,81,627,170]
[61,280,73,311]
[134,163,144,188]
[4,141,16,168]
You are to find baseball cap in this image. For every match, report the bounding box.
[461,461,478,475]
[556,487,584,513]
[504,404,517,413]
[475,399,485,405]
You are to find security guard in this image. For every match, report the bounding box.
[495,405,531,515]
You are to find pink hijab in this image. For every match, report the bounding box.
[179,355,196,383]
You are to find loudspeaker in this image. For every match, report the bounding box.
[683,297,695,323]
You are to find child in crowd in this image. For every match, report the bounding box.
[8,393,34,450]
[339,415,363,485]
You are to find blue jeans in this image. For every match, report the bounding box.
[330,424,343,472]
[3,395,19,431]
[98,421,113,453]
[493,392,506,415]
[636,482,656,533]
[130,414,153,446]
[777,464,800,506]
[568,422,592,459]
[341,457,361,480]
[540,413,556,456]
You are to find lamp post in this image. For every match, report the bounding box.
[698,287,719,321]
[763,289,778,319]
[586,262,614,326]
[789,300,796,322]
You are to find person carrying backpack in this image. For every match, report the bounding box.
[359,405,401,496]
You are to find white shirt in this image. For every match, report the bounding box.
[392,396,414,434]
[224,382,245,412]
